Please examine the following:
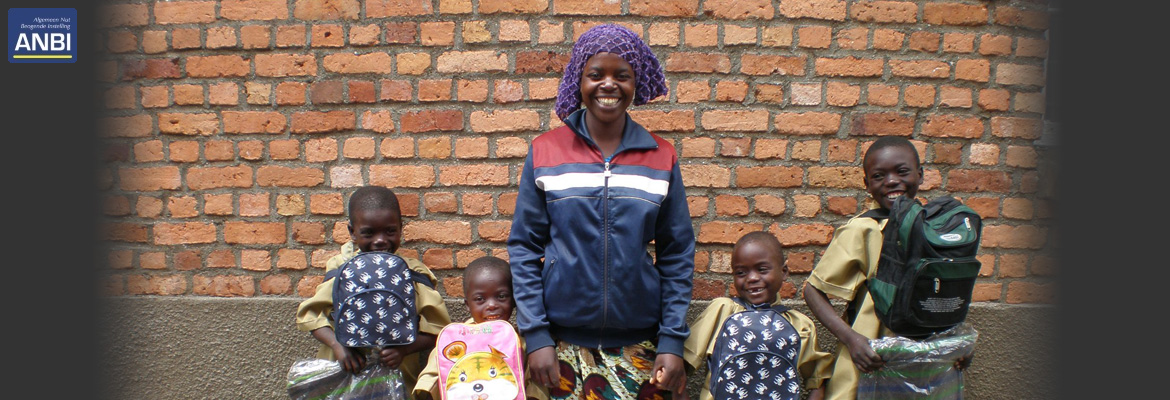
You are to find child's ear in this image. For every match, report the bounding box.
[346,222,354,235]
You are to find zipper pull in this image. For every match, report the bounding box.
[964,217,971,230]
[604,161,611,178]
[934,278,940,293]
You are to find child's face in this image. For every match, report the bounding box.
[731,241,788,306]
[347,208,402,253]
[465,270,515,323]
[579,52,635,124]
[863,146,924,210]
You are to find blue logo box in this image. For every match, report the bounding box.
[9,8,77,63]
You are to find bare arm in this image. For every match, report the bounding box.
[802,283,884,373]
[311,327,365,373]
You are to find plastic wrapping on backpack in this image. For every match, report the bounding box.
[857,323,978,400]
[287,349,406,400]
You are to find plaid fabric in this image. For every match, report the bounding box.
[554,24,668,122]
[548,341,673,400]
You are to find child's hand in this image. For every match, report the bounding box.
[648,353,685,393]
[333,344,366,373]
[379,346,405,369]
[527,346,561,389]
[842,331,884,373]
[954,354,974,371]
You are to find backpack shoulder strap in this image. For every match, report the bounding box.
[860,208,889,220]
[409,269,435,289]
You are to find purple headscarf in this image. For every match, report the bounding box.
[554,24,668,122]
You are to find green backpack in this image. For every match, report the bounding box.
[860,196,983,338]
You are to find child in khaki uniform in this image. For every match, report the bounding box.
[414,256,548,400]
[802,137,971,400]
[684,231,831,400]
[295,186,452,395]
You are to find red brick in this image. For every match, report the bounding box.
[154,222,217,245]
[1017,37,1049,58]
[470,110,541,133]
[909,31,940,52]
[494,80,524,103]
[680,165,731,187]
[968,143,1000,166]
[851,1,917,23]
[703,0,774,19]
[790,83,821,106]
[735,166,803,188]
[554,0,622,15]
[185,165,251,190]
[1006,146,1038,168]
[701,110,769,132]
[367,0,430,17]
[224,221,286,244]
[797,25,832,49]
[774,112,841,135]
[321,52,394,74]
[676,80,711,103]
[720,137,751,157]
[779,0,846,20]
[697,221,766,244]
[106,223,149,243]
[401,110,464,133]
[310,24,345,47]
[997,63,1046,87]
[761,25,794,47]
[684,24,719,47]
[972,283,1002,302]
[257,166,325,187]
[629,0,698,16]
[793,195,821,217]
[923,3,988,26]
[440,165,510,186]
[168,196,199,218]
[309,80,344,104]
[991,117,1043,139]
[978,89,1010,111]
[132,140,163,162]
[1006,281,1053,304]
[943,33,975,53]
[369,165,436,188]
[118,166,181,191]
[872,29,905,50]
[947,170,1012,193]
[255,54,317,77]
[276,194,307,216]
[994,7,1049,30]
[681,137,716,158]
[206,26,239,49]
[979,34,1012,56]
[791,141,820,161]
[922,115,985,138]
[815,56,883,77]
[240,249,273,271]
[203,140,234,161]
[420,22,456,46]
[437,51,508,73]
[753,195,786,216]
[291,111,355,134]
[455,137,489,159]
[383,22,418,44]
[418,137,451,159]
[418,79,453,102]
[827,82,860,107]
[193,275,255,297]
[890,60,951,78]
[770,223,834,246]
[222,0,288,21]
[513,51,568,76]
[826,139,858,162]
[128,274,189,296]
[956,59,990,82]
[294,0,360,19]
[963,197,1000,219]
[865,84,898,107]
[477,220,513,242]
[807,166,863,189]
[741,54,805,75]
[665,52,732,74]
[304,138,338,162]
[154,1,216,24]
[931,142,963,165]
[222,111,286,134]
[404,221,473,244]
[835,27,868,50]
[171,29,201,49]
[826,196,858,216]
[850,112,914,136]
[186,55,250,78]
[723,25,758,45]
[626,110,693,133]
[99,3,149,27]
[939,86,972,108]
[121,58,181,81]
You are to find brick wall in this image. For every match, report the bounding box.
[96,0,1054,304]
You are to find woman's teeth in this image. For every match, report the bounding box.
[597,98,619,106]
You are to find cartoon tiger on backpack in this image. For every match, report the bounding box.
[442,341,520,400]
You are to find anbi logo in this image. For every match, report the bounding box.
[9,8,77,63]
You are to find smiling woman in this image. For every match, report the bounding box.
[508,23,695,400]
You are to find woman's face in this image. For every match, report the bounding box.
[579,52,635,125]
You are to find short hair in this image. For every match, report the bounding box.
[347,186,400,222]
[734,231,785,264]
[463,256,512,293]
[863,136,920,169]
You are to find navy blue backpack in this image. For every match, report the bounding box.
[325,251,434,348]
[707,299,802,400]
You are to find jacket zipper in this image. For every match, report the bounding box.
[600,158,611,347]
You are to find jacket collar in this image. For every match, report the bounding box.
[562,109,659,156]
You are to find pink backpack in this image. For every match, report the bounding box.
[435,320,526,400]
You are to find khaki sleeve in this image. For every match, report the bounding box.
[683,298,737,371]
[787,311,833,390]
[413,345,442,400]
[405,258,453,335]
[807,217,884,301]
[294,248,354,333]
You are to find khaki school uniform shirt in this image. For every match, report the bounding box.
[414,318,550,400]
[294,241,452,395]
[805,199,896,400]
[683,297,832,400]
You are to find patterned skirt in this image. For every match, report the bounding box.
[549,340,674,400]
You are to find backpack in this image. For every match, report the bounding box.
[435,320,526,400]
[326,251,434,348]
[860,196,983,338]
[707,299,802,400]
